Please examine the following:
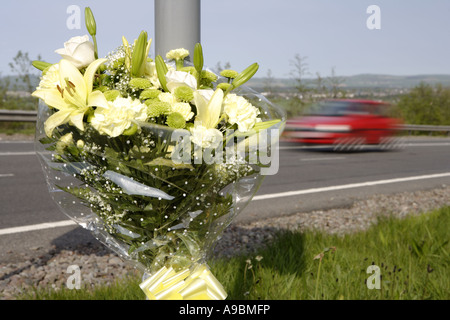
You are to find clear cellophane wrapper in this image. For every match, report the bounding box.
[35,85,285,300]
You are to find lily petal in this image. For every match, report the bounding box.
[44,110,72,137]
[58,59,87,109]
[34,89,66,110]
[84,58,107,96]
[69,110,86,132]
[88,90,110,109]
[207,89,224,128]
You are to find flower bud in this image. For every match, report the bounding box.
[131,31,148,77]
[232,63,259,89]
[84,7,97,36]
[32,60,52,72]
[194,43,204,74]
[155,55,169,92]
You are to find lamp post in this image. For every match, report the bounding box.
[154,0,201,60]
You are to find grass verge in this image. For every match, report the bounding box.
[18,206,449,300]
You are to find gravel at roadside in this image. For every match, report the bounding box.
[1,184,449,300]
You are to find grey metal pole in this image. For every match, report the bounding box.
[154,0,201,60]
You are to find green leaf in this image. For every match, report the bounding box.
[145,157,194,170]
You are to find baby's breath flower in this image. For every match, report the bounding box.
[129,77,152,90]
[103,90,121,101]
[140,89,161,100]
[146,100,171,118]
[166,48,190,61]
[220,69,239,79]
[166,112,186,129]
[173,86,194,102]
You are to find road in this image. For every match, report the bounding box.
[1,137,450,263]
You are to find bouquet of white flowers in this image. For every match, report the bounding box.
[33,7,285,300]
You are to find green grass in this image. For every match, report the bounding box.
[18,207,450,300]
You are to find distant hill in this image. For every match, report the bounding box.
[2,73,450,92]
[247,74,450,91]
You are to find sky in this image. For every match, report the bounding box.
[1,0,450,79]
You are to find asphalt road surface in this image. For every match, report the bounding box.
[1,137,450,263]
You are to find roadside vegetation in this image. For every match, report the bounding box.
[18,206,450,300]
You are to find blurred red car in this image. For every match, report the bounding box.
[283,99,402,149]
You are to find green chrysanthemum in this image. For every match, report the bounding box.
[201,70,218,82]
[140,89,161,100]
[166,112,186,129]
[145,100,171,118]
[173,86,194,102]
[217,83,232,91]
[179,67,198,77]
[103,90,121,101]
[220,69,239,79]
[129,77,152,90]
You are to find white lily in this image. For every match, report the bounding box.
[190,88,224,148]
[32,58,107,137]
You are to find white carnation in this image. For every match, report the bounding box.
[166,48,190,61]
[37,64,60,90]
[223,94,260,132]
[190,124,223,149]
[158,92,177,104]
[91,97,147,137]
[171,102,194,121]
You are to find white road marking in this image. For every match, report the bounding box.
[279,142,450,150]
[2,172,450,236]
[0,152,36,156]
[300,157,345,161]
[254,172,450,201]
[0,173,14,178]
[0,220,77,236]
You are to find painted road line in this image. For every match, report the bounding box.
[0,174,14,178]
[2,172,450,236]
[0,152,36,156]
[300,157,345,161]
[254,172,450,201]
[279,142,450,150]
[0,220,77,236]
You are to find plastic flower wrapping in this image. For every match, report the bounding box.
[32,7,285,300]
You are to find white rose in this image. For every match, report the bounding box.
[165,70,198,92]
[91,97,148,137]
[223,94,260,132]
[55,35,96,69]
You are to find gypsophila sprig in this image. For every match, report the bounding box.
[32,6,285,302]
